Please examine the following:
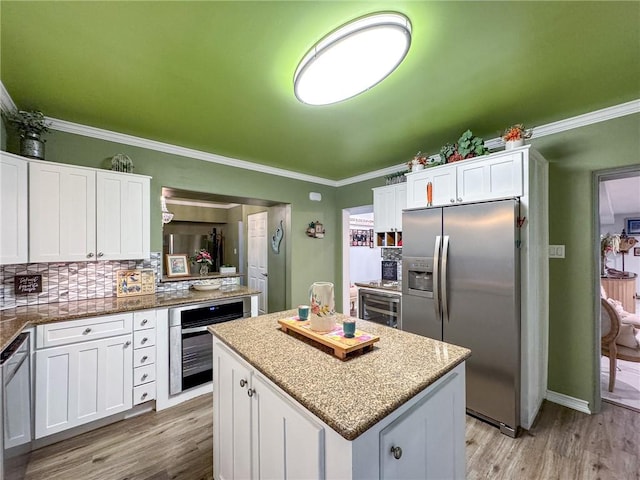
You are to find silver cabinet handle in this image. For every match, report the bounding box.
[390,446,403,459]
[450,198,455,203]
[141,319,148,326]
[125,340,132,347]
[140,355,148,363]
[97,252,104,257]
[247,388,255,397]
[240,379,247,388]
[141,373,148,381]
[141,337,148,344]
[83,328,92,334]
[87,252,94,258]
[141,392,148,400]
[457,197,463,202]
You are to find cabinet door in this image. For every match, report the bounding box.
[34,334,133,438]
[96,172,150,260]
[29,162,96,262]
[405,170,431,209]
[456,152,523,203]
[252,374,324,480]
[373,186,395,232]
[430,165,456,206]
[0,154,28,264]
[393,183,407,230]
[379,368,465,480]
[213,343,253,480]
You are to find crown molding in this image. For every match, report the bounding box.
[3,77,637,187]
[47,118,338,187]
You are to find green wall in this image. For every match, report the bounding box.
[32,129,338,310]
[5,112,639,410]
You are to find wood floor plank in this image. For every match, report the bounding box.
[20,395,639,480]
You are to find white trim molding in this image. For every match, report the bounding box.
[2,80,637,186]
[545,389,592,415]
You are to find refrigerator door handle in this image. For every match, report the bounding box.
[433,235,442,319]
[441,235,450,322]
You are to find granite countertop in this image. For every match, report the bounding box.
[209,310,470,441]
[0,286,260,351]
[354,281,402,293]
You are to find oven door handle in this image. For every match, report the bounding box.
[181,326,211,334]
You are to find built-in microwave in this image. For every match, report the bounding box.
[402,256,434,298]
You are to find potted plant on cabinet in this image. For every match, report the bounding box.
[439,130,489,163]
[502,124,532,150]
[2,109,51,159]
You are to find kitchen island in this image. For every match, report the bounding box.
[209,310,470,480]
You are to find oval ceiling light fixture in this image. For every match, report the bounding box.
[294,12,412,106]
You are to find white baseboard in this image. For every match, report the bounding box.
[545,390,592,414]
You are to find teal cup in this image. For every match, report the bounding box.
[343,319,356,338]
[298,305,310,320]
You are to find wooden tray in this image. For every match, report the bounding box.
[278,317,379,360]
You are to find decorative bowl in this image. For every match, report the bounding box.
[192,280,222,291]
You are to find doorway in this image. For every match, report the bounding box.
[596,166,640,412]
[248,211,268,315]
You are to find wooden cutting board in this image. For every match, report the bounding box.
[278,317,379,360]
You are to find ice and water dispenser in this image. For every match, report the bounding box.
[402,256,434,298]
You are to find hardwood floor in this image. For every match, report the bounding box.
[21,395,640,480]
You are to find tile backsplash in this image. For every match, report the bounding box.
[0,253,235,309]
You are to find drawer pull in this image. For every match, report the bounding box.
[141,337,148,344]
[141,319,148,326]
[141,392,148,400]
[141,373,148,381]
[125,340,132,347]
[140,355,148,363]
[390,446,403,460]
[83,328,92,335]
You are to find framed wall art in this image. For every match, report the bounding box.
[165,254,190,277]
[626,217,640,235]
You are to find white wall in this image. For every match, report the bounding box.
[349,212,381,283]
[601,212,640,295]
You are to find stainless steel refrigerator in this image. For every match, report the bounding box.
[401,198,520,436]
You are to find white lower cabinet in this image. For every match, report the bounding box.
[213,339,466,480]
[34,334,133,438]
[34,314,136,439]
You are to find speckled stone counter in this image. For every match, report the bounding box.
[0,286,259,351]
[209,310,470,441]
[354,281,402,293]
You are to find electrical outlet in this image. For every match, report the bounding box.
[549,245,565,258]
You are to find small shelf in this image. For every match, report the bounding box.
[375,231,402,248]
[160,272,243,283]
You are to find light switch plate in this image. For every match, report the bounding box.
[549,245,565,258]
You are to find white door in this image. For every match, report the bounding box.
[252,374,325,479]
[0,154,28,264]
[248,212,268,315]
[213,343,253,480]
[34,335,133,438]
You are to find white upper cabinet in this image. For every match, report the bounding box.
[373,183,406,233]
[28,159,150,263]
[406,149,524,209]
[0,153,28,264]
[96,171,150,260]
[29,161,96,263]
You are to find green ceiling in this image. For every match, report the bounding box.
[1,1,638,180]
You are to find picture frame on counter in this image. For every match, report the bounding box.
[165,254,190,277]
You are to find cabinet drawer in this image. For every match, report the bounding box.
[133,310,156,331]
[37,313,133,348]
[133,329,155,349]
[133,383,156,405]
[133,346,155,366]
[133,364,156,386]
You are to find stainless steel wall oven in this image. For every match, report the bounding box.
[357,289,401,328]
[169,298,251,395]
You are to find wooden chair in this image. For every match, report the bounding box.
[601,298,640,392]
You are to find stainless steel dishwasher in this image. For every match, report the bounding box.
[2,332,32,479]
